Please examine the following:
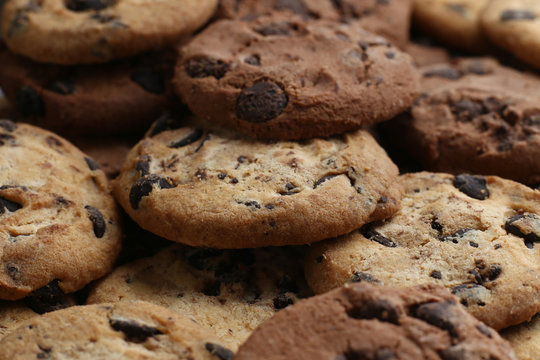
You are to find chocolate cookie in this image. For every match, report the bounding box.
[404,42,451,67]
[0,0,217,64]
[0,121,122,300]
[175,13,419,140]
[380,58,540,184]
[87,244,311,350]
[0,301,234,359]
[217,0,412,48]
[412,0,491,53]
[481,0,540,69]
[0,49,174,136]
[306,172,540,330]
[112,118,400,248]
[501,314,540,360]
[235,282,517,360]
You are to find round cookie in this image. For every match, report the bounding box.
[0,0,217,64]
[412,0,491,53]
[404,42,451,67]
[87,244,312,350]
[0,301,39,339]
[501,314,540,360]
[306,172,540,330]
[0,49,174,136]
[481,0,540,69]
[235,282,517,360]
[112,117,401,248]
[216,0,412,48]
[175,13,419,140]
[0,301,235,359]
[0,120,122,300]
[380,58,540,184]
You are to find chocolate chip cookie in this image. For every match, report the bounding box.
[0,301,39,339]
[0,49,174,136]
[1,0,217,64]
[0,301,234,359]
[306,172,540,330]
[234,282,517,360]
[87,244,311,350]
[175,13,419,140]
[380,58,540,184]
[112,117,400,248]
[0,121,122,300]
[501,314,540,360]
[481,0,540,69]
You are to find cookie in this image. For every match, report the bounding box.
[0,301,235,359]
[0,121,122,299]
[112,117,400,248]
[481,0,540,69]
[501,314,540,360]
[0,301,39,339]
[235,282,517,360]
[380,58,540,184]
[87,244,311,349]
[175,13,419,140]
[404,42,451,67]
[0,0,217,64]
[306,172,540,330]
[413,0,491,53]
[0,49,174,136]
[216,0,412,48]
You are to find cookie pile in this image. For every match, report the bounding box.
[0,0,539,358]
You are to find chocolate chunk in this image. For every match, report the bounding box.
[0,196,22,214]
[431,219,443,232]
[243,200,261,209]
[501,9,537,21]
[430,270,442,279]
[0,120,17,132]
[129,174,176,209]
[362,227,397,248]
[273,293,294,309]
[0,133,16,146]
[110,318,163,343]
[385,51,396,59]
[412,300,459,336]
[130,70,165,94]
[446,3,466,15]
[15,86,45,117]
[85,205,106,238]
[450,99,485,122]
[23,279,71,314]
[423,68,461,80]
[441,228,472,244]
[149,112,181,137]
[244,55,261,66]
[202,280,221,297]
[205,343,234,360]
[169,128,204,148]
[347,299,399,324]
[314,174,340,188]
[46,80,75,95]
[451,283,488,307]
[185,57,230,79]
[84,157,100,171]
[66,0,112,11]
[135,155,151,176]
[195,133,211,152]
[254,22,294,36]
[453,174,489,200]
[46,136,62,148]
[505,214,540,249]
[236,81,288,123]
[469,241,479,248]
[6,265,19,280]
[36,345,52,359]
[468,260,502,284]
[350,271,381,284]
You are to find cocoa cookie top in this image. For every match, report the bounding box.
[0,301,235,359]
[0,121,122,300]
[0,0,217,64]
[112,117,400,248]
[234,282,517,360]
[87,244,312,350]
[306,172,540,330]
[175,13,419,140]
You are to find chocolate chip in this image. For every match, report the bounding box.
[453,174,489,200]
[423,68,461,80]
[36,345,52,359]
[430,270,442,279]
[202,280,221,297]
[46,80,75,95]
[66,0,113,11]
[23,280,71,314]
[130,70,165,94]
[505,214,540,249]
[362,227,397,248]
[135,155,151,176]
[451,283,488,307]
[450,99,485,122]
[446,3,466,15]
[412,300,459,336]
[0,120,16,132]
[218,172,227,180]
[15,86,45,117]
[185,57,230,79]
[85,205,106,238]
[0,133,16,146]
[254,22,294,36]
[244,55,261,66]
[169,128,203,148]
[110,318,163,343]
[350,272,381,284]
[441,228,471,244]
[195,133,211,153]
[314,174,339,189]
[205,343,234,360]
[148,112,181,137]
[385,51,396,59]
[501,9,537,21]
[84,157,100,171]
[468,260,502,284]
[46,136,62,148]
[347,299,399,324]
[431,219,443,232]
[6,265,19,280]
[236,81,288,123]
[129,174,176,209]
[0,196,22,214]
[465,62,492,75]
[273,293,294,309]
[242,200,261,209]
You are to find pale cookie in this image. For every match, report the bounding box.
[112,118,400,248]
[502,314,540,360]
[306,172,540,330]
[87,244,311,350]
[0,301,38,339]
[0,301,235,359]
[235,282,517,360]
[0,120,122,300]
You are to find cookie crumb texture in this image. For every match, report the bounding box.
[0,301,234,359]
[0,0,218,64]
[175,14,419,140]
[113,121,400,248]
[306,172,540,330]
[234,283,517,360]
[0,121,122,300]
[501,314,540,360]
